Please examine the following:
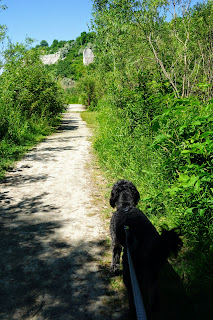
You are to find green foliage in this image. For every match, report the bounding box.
[63,87,80,104]
[1,45,64,119]
[76,31,96,46]
[48,39,68,53]
[89,0,213,291]
[44,32,95,81]
[93,94,213,291]
[0,2,7,68]
[55,55,85,80]
[0,0,7,11]
[0,41,65,178]
[59,42,74,58]
[77,72,99,107]
[150,97,213,242]
[91,0,213,100]
[40,40,49,47]
[93,99,158,186]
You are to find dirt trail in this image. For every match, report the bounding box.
[0,105,121,320]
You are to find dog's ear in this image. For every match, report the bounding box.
[110,189,117,208]
[133,188,140,206]
[110,180,123,208]
[124,180,140,206]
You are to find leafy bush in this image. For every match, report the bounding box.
[1,46,64,119]
[77,73,98,107]
[0,42,65,177]
[150,97,213,248]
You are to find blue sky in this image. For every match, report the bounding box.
[1,0,202,47]
[0,0,94,47]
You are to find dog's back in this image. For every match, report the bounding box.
[109,180,183,317]
[112,207,158,247]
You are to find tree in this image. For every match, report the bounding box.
[91,0,213,99]
[91,0,159,107]
[0,0,7,47]
[52,39,59,48]
[0,0,7,10]
[1,42,64,118]
[40,40,49,47]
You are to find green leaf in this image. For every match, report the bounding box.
[200,131,213,139]
[184,207,196,215]
[165,187,180,195]
[181,149,191,154]
[191,120,201,126]
[154,134,168,143]
[178,174,190,182]
[199,209,205,217]
[198,83,211,88]
[195,180,201,190]
[189,175,199,185]
[178,174,199,188]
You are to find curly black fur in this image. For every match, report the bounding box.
[110,179,140,209]
[110,180,182,318]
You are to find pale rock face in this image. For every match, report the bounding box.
[41,52,61,65]
[83,48,94,66]
[41,48,94,66]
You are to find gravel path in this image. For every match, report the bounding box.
[0,105,120,320]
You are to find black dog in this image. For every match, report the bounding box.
[110,179,182,318]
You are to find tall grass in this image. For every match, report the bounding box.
[93,101,169,210]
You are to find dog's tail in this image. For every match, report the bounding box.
[160,228,183,259]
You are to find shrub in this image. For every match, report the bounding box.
[150,97,213,249]
[1,47,64,119]
[0,42,65,177]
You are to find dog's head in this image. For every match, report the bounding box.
[110,179,140,209]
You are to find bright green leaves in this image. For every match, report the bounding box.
[166,174,200,195]
[149,96,213,249]
[0,41,65,144]
[150,133,170,148]
[178,174,199,188]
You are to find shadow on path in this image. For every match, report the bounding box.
[0,194,117,320]
[57,118,79,132]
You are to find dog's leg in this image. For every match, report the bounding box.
[111,238,122,274]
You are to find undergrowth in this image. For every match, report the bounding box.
[83,95,213,305]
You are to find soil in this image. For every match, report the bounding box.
[0,105,126,320]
